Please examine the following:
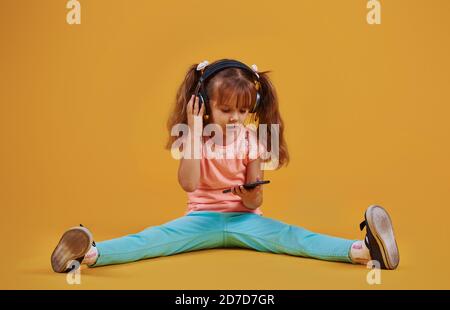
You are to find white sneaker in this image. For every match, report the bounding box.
[360,205,400,270]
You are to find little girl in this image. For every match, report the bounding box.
[51,59,399,273]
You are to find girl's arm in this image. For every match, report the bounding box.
[178,95,204,192]
[178,134,201,192]
[232,158,264,209]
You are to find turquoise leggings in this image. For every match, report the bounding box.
[92,211,356,267]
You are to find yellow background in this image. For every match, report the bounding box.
[1,0,449,289]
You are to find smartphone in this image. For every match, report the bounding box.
[222,180,270,193]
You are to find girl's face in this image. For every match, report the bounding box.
[209,100,249,132]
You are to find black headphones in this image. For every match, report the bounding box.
[193,59,261,118]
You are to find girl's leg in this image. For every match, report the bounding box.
[225,213,357,263]
[91,211,224,267]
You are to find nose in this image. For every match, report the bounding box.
[229,111,239,122]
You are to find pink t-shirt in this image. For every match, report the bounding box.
[186,127,263,215]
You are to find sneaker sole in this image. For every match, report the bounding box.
[366,205,400,269]
[51,227,92,273]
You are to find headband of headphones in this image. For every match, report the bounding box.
[194,59,261,113]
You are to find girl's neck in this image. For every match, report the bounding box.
[204,126,245,147]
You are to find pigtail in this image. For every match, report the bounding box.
[165,64,201,150]
[254,71,290,168]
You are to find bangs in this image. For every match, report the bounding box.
[211,78,256,111]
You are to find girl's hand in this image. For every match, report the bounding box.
[186,95,205,131]
[231,183,263,209]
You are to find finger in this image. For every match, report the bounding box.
[247,184,259,192]
[193,96,199,115]
[234,186,242,196]
[240,186,247,195]
[187,95,194,115]
[236,185,243,195]
[231,187,238,195]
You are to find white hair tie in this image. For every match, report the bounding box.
[251,64,260,78]
[196,60,209,71]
